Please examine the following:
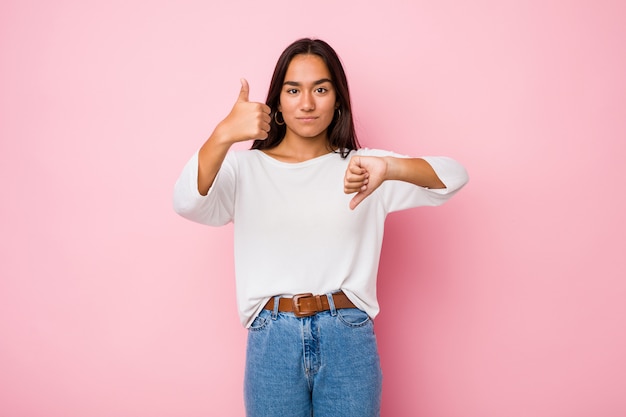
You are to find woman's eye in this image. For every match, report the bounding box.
[287,88,298,94]
[316,87,328,93]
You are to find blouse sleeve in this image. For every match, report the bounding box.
[172,151,237,226]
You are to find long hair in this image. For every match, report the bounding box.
[251,38,359,157]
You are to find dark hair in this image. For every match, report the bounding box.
[251,38,359,157]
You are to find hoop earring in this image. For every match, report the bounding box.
[274,111,285,126]
[336,108,342,119]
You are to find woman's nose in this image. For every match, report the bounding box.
[300,92,315,111]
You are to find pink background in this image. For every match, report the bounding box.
[1,1,625,416]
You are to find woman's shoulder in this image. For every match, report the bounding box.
[225,148,265,162]
[353,148,408,158]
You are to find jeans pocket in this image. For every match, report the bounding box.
[337,308,371,328]
[248,311,270,332]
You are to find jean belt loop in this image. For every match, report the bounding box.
[326,292,337,316]
[271,296,280,320]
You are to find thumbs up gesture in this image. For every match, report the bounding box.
[215,79,272,144]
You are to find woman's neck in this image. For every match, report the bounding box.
[263,134,333,163]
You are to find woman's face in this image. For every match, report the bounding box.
[278,54,338,143]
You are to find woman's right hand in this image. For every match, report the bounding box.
[196,79,271,195]
[214,79,272,144]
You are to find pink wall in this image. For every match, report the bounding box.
[1,1,625,416]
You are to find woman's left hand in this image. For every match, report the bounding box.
[344,156,388,210]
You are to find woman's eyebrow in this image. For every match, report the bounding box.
[283,78,333,86]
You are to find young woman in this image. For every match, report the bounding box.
[173,38,468,417]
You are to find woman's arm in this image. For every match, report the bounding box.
[344,155,452,210]
[197,79,271,195]
[384,157,445,189]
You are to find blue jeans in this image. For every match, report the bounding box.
[244,294,383,417]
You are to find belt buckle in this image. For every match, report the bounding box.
[292,293,315,318]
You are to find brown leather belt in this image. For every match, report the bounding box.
[263,291,356,318]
